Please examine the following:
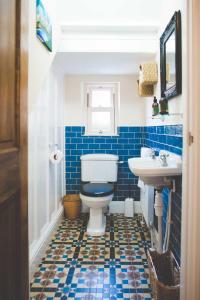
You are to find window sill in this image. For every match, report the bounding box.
[83,133,119,137]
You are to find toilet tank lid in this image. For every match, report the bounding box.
[81,154,119,161]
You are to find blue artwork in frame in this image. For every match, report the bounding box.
[36,0,52,51]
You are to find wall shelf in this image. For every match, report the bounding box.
[152,113,183,121]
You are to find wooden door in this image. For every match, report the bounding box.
[0,0,28,299]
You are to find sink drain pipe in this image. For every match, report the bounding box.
[154,190,163,253]
[154,180,175,253]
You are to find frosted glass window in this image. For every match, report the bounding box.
[91,89,112,107]
[91,111,112,132]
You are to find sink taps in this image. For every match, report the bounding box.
[150,148,156,159]
[159,153,169,167]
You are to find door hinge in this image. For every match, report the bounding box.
[188,132,194,146]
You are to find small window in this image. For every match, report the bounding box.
[84,83,118,136]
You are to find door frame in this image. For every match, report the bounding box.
[16,0,200,298]
[181,0,200,299]
[18,0,29,298]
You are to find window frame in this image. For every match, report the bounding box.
[83,82,119,136]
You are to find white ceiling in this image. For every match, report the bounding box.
[54,1,160,75]
[57,0,161,26]
[54,52,156,75]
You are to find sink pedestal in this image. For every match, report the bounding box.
[128,150,182,253]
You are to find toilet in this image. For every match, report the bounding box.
[80,154,119,236]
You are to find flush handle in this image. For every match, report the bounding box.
[117,161,124,164]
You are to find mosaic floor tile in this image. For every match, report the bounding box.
[30,214,152,300]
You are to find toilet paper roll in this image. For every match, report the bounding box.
[49,150,63,164]
[141,147,152,158]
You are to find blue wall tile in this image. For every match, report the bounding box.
[65,126,143,202]
[144,125,183,156]
[162,179,182,264]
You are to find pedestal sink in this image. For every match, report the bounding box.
[128,150,182,189]
[128,150,182,253]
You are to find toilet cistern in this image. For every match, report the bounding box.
[80,154,119,236]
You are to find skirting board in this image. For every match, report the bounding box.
[82,200,142,215]
[109,200,142,215]
[29,206,64,280]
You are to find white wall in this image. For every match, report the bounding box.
[145,0,184,126]
[28,0,61,112]
[29,67,65,272]
[64,75,146,127]
[28,0,64,272]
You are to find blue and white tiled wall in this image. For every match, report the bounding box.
[65,126,144,201]
[65,124,183,263]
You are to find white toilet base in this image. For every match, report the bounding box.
[80,193,113,236]
[87,208,106,236]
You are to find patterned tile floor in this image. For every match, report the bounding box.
[30,214,152,300]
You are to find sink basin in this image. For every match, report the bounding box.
[128,150,182,188]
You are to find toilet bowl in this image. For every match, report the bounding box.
[80,183,114,235]
[79,154,119,236]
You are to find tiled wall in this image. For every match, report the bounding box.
[162,179,182,264]
[143,124,183,155]
[143,124,183,264]
[65,126,144,201]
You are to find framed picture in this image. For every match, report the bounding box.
[36,0,52,51]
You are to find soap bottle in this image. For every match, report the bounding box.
[152,96,159,116]
[159,97,169,115]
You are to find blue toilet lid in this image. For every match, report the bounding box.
[81,183,114,197]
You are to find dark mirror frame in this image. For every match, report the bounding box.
[160,11,182,100]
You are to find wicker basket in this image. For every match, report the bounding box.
[147,249,180,300]
[63,194,81,219]
[137,80,154,97]
[139,62,158,85]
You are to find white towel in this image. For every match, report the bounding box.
[138,179,145,189]
[141,147,152,158]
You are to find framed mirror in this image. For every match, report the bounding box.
[160,11,182,100]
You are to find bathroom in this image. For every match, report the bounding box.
[1,0,200,299]
[28,0,183,298]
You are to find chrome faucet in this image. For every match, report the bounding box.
[150,148,156,159]
[159,153,169,167]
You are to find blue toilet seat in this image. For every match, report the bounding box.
[81,183,114,197]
